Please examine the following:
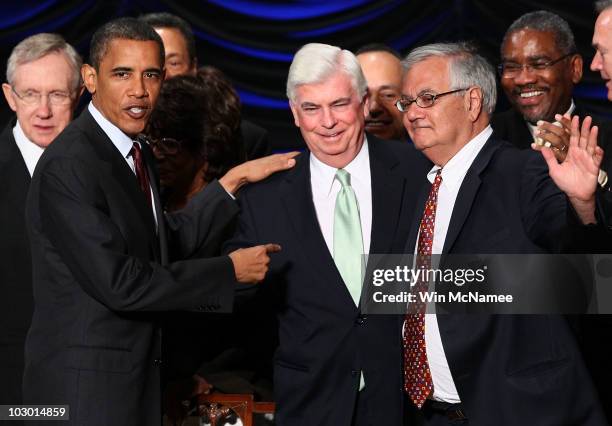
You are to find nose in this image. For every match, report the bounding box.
[591,51,602,72]
[129,75,148,98]
[512,65,537,85]
[368,94,382,117]
[404,101,424,123]
[321,107,337,129]
[35,95,52,118]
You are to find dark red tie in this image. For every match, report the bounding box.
[403,169,442,408]
[130,142,152,207]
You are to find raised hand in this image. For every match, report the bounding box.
[541,115,603,224]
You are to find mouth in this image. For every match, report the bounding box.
[318,130,344,141]
[33,125,55,132]
[124,105,149,119]
[513,87,548,106]
[365,119,392,128]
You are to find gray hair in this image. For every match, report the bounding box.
[596,1,612,12]
[402,42,497,114]
[6,33,82,91]
[501,11,576,56]
[286,43,367,103]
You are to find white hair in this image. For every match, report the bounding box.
[6,33,82,91]
[286,43,367,103]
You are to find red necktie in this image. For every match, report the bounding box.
[403,169,442,408]
[130,142,152,207]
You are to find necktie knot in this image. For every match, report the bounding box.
[335,168,351,188]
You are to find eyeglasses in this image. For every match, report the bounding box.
[497,53,574,78]
[148,137,182,156]
[11,87,73,106]
[395,88,469,111]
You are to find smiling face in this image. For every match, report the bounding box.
[2,52,80,147]
[592,9,612,100]
[500,29,581,123]
[357,50,406,140]
[290,71,368,168]
[83,39,163,138]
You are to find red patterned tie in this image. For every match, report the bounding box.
[130,142,152,207]
[403,169,442,408]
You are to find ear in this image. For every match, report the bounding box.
[289,101,300,127]
[570,54,583,84]
[465,86,483,122]
[2,83,17,112]
[81,64,97,95]
[362,91,370,119]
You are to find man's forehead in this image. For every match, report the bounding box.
[295,74,356,103]
[503,29,557,56]
[403,58,449,93]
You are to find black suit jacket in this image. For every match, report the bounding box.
[240,120,270,160]
[491,103,612,174]
[0,120,32,411]
[23,109,239,426]
[405,136,607,425]
[226,137,429,426]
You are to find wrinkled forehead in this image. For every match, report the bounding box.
[402,56,451,95]
[294,71,359,104]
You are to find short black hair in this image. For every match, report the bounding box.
[502,11,576,57]
[355,43,401,59]
[89,17,164,70]
[139,12,196,64]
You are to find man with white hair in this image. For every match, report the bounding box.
[0,33,82,410]
[398,41,606,425]
[226,43,427,425]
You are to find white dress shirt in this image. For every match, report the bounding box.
[310,138,372,262]
[13,121,45,177]
[88,102,157,225]
[423,125,492,402]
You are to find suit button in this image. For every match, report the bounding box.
[154,358,163,366]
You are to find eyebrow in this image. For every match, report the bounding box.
[378,84,399,90]
[110,67,133,73]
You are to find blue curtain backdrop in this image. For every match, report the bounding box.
[0,0,607,150]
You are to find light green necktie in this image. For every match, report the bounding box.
[333,169,365,306]
[333,169,366,390]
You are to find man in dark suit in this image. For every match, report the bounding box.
[0,33,82,413]
[492,10,612,176]
[23,18,286,426]
[399,41,607,425]
[225,43,427,426]
[139,12,270,160]
[492,11,612,418]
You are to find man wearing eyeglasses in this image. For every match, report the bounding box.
[0,33,83,416]
[398,41,607,425]
[492,10,612,165]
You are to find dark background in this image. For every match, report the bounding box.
[0,0,608,151]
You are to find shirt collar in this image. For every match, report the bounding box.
[88,102,134,159]
[310,136,370,196]
[13,120,45,176]
[427,125,493,191]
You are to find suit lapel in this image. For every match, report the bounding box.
[406,175,431,254]
[280,152,358,309]
[74,110,159,253]
[442,137,501,254]
[140,139,164,263]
